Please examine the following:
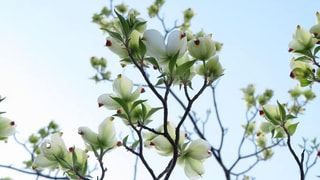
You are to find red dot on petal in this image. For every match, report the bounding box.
[141,88,145,93]
[78,130,84,135]
[259,110,264,116]
[194,40,200,45]
[117,109,122,114]
[10,121,15,126]
[149,142,155,146]
[180,33,186,39]
[106,40,112,46]
[290,71,295,79]
[116,141,122,146]
[288,48,294,52]
[69,147,74,152]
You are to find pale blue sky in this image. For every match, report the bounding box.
[1,0,320,179]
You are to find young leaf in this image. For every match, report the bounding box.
[139,38,147,57]
[262,107,280,125]
[111,97,129,115]
[287,122,299,136]
[130,100,147,113]
[175,60,196,75]
[145,107,162,119]
[131,140,140,150]
[122,135,129,146]
[101,28,123,42]
[114,10,130,38]
[168,51,180,73]
[277,101,286,122]
[314,46,320,55]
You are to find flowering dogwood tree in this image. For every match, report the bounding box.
[1,1,320,180]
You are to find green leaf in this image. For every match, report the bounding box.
[145,107,162,119]
[314,46,320,55]
[145,57,159,69]
[277,101,286,122]
[130,100,147,113]
[294,49,313,57]
[168,51,180,73]
[113,113,128,119]
[175,60,196,75]
[262,107,280,125]
[138,38,147,57]
[114,10,130,38]
[111,97,129,115]
[299,79,312,87]
[131,140,139,150]
[101,28,123,42]
[294,56,312,62]
[122,135,129,146]
[274,130,285,138]
[286,114,296,120]
[155,78,164,86]
[287,122,299,136]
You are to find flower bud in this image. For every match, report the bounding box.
[262,148,273,160]
[183,8,195,22]
[256,135,267,149]
[188,34,216,60]
[115,3,128,14]
[303,89,316,101]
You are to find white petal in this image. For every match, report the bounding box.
[143,29,166,59]
[166,30,187,58]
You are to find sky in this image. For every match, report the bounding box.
[0,0,320,179]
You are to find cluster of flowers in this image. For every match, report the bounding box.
[288,12,320,87]
[32,133,89,179]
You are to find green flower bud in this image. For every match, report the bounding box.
[262,148,273,160]
[115,3,128,14]
[256,135,267,149]
[148,4,159,18]
[188,34,216,60]
[183,8,195,22]
[99,58,107,68]
[242,121,256,136]
[303,89,316,101]
[28,134,39,144]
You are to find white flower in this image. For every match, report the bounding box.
[188,34,216,60]
[0,116,15,139]
[288,25,317,52]
[142,29,187,61]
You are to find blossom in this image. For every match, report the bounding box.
[142,29,187,61]
[188,34,217,60]
[32,132,67,170]
[79,117,117,151]
[98,74,142,110]
[178,139,211,180]
[0,116,15,140]
[288,25,317,52]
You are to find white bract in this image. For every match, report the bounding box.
[142,29,187,62]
